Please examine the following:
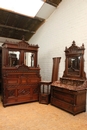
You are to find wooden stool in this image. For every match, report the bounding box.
[39,81,52,105]
[39,57,61,105]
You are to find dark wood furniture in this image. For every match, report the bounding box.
[39,57,61,104]
[51,41,86,115]
[0,47,2,94]
[63,41,86,80]
[39,81,51,104]
[51,81,86,115]
[1,39,41,107]
[52,57,61,82]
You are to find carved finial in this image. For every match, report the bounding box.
[82,43,84,48]
[65,46,67,51]
[72,41,75,46]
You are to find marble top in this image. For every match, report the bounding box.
[51,80,87,91]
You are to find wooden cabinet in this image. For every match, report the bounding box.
[50,41,86,115]
[2,66,40,106]
[51,85,86,115]
[0,47,2,94]
[1,39,41,107]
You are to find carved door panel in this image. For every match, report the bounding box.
[32,85,39,100]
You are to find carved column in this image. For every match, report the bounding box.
[51,57,61,82]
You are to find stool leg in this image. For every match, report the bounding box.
[43,84,44,93]
[39,84,41,93]
[47,85,49,93]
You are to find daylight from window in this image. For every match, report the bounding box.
[0,0,44,17]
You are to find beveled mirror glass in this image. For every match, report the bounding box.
[24,52,35,67]
[8,51,20,66]
[68,56,80,75]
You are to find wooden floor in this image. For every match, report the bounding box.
[0,96,87,130]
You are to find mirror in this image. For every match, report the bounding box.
[8,51,35,67]
[9,51,20,66]
[68,56,80,75]
[24,52,35,67]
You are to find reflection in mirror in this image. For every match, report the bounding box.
[9,51,20,66]
[68,56,80,75]
[24,52,34,67]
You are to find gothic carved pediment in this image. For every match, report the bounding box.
[16,64,29,71]
[65,41,84,54]
[18,40,38,49]
[18,40,29,48]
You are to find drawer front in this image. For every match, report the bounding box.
[51,97,86,115]
[51,97,74,114]
[52,88,75,104]
[3,78,19,85]
[3,77,40,85]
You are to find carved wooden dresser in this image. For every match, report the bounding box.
[0,47,2,94]
[1,39,41,107]
[51,80,86,115]
[51,41,87,115]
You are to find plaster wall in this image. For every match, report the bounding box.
[29,0,87,84]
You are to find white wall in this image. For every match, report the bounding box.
[29,0,87,82]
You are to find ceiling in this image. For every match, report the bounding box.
[0,0,62,42]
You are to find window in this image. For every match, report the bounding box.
[0,0,44,17]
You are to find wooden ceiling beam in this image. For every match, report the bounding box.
[45,0,62,7]
[0,24,35,34]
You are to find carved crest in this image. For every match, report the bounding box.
[18,39,38,49]
[18,40,29,48]
[65,41,84,54]
[16,64,29,71]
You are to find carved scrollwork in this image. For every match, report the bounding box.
[18,40,38,49]
[18,88,30,96]
[8,90,15,97]
[33,87,39,94]
[65,41,84,54]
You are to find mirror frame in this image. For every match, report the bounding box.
[2,40,39,68]
[63,41,86,80]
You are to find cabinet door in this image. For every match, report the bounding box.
[17,85,32,102]
[32,84,39,100]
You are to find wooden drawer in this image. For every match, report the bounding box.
[3,78,40,85]
[51,97,74,114]
[51,96,86,115]
[3,78,19,85]
[52,89,75,105]
[51,86,86,115]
